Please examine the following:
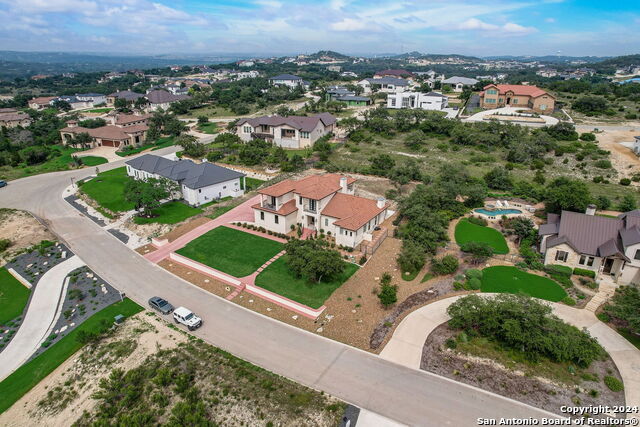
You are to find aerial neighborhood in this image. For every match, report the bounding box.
[0,42,639,427]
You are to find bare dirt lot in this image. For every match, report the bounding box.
[596,129,640,181]
[0,312,185,427]
[421,323,625,417]
[0,209,55,266]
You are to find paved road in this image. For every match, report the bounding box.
[0,152,561,426]
[0,256,85,381]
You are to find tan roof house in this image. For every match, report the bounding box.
[235,113,336,149]
[479,84,555,113]
[0,111,32,128]
[28,96,56,110]
[253,174,390,249]
[59,113,150,150]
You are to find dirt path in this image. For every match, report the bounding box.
[592,129,640,180]
[0,313,186,427]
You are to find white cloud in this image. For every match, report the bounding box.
[455,18,536,35]
[545,17,556,23]
[330,18,368,31]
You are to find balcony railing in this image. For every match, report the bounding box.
[303,206,317,214]
[262,202,276,210]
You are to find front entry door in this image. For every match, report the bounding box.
[602,258,614,275]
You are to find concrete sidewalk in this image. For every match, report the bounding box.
[0,255,85,381]
[380,293,640,418]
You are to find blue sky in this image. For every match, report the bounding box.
[0,0,638,56]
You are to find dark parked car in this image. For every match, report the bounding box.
[0,180,7,188]
[148,296,174,314]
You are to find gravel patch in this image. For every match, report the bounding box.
[64,195,106,227]
[107,229,129,244]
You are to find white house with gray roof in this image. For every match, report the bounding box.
[357,77,410,94]
[268,74,309,90]
[125,154,245,206]
[441,76,479,92]
[539,205,640,286]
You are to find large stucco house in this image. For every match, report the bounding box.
[28,96,56,110]
[253,174,390,249]
[235,113,336,149]
[59,113,150,150]
[387,91,448,111]
[358,77,410,94]
[441,76,478,92]
[126,154,245,206]
[539,205,640,286]
[268,74,309,90]
[479,84,555,113]
[0,110,32,128]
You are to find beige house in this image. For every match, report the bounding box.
[28,96,56,110]
[253,174,390,248]
[235,113,336,149]
[539,205,640,286]
[59,113,150,150]
[0,111,31,128]
[479,84,555,113]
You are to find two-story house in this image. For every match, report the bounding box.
[539,205,640,285]
[28,96,56,110]
[253,174,390,249]
[387,91,448,111]
[59,113,151,150]
[357,77,410,94]
[235,113,336,149]
[126,154,245,206]
[479,84,555,113]
[268,74,310,90]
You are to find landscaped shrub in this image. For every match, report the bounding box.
[619,178,631,186]
[358,255,367,265]
[467,277,481,290]
[562,296,577,306]
[465,269,483,280]
[378,282,398,307]
[431,255,459,275]
[604,376,624,392]
[573,268,596,279]
[447,294,605,367]
[545,264,573,277]
[467,216,487,227]
[459,241,494,262]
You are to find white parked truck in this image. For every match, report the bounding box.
[172,306,203,331]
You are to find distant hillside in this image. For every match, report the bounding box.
[0,51,246,80]
[593,54,640,68]
[307,50,351,60]
[483,55,610,63]
[391,52,481,62]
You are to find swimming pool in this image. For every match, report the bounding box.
[474,208,522,216]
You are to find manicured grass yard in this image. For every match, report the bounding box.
[481,266,567,302]
[0,298,142,414]
[176,226,284,277]
[255,257,359,309]
[79,156,108,166]
[455,218,509,254]
[244,177,265,191]
[0,267,30,325]
[86,107,112,113]
[80,167,134,212]
[197,122,218,134]
[133,201,202,225]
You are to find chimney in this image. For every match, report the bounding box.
[340,176,348,193]
[377,197,386,209]
[66,120,77,128]
[585,204,596,216]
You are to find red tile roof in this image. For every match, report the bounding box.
[483,84,553,98]
[29,96,55,105]
[252,199,298,216]
[259,174,356,200]
[322,193,389,231]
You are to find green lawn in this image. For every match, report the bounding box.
[79,156,108,166]
[80,167,134,212]
[115,137,176,157]
[455,218,509,254]
[244,177,265,191]
[85,107,112,113]
[285,149,311,159]
[0,268,30,325]
[481,266,568,302]
[206,205,235,219]
[255,257,359,309]
[0,298,142,414]
[0,146,81,181]
[176,226,284,277]
[197,122,218,134]
[133,201,202,225]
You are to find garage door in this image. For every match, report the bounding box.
[101,140,120,147]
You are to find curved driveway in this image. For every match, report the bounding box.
[0,149,560,426]
[381,294,640,416]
